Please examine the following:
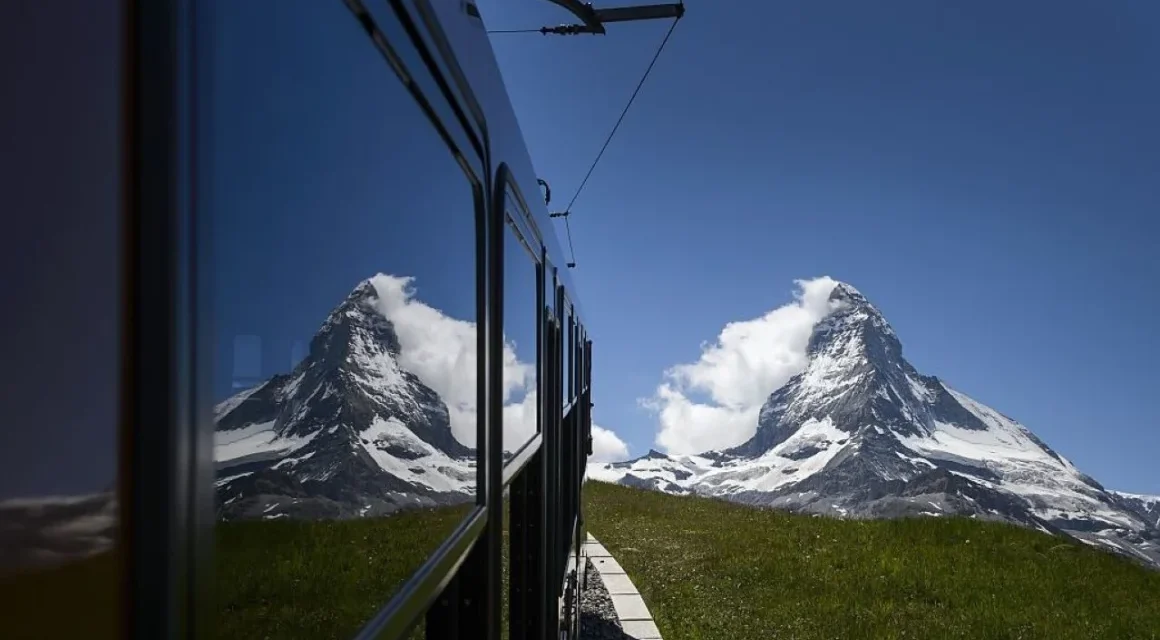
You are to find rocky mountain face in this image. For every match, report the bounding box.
[1113,492,1160,531]
[214,279,475,520]
[589,283,1160,569]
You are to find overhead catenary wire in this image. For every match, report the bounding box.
[554,15,682,267]
[561,14,677,214]
[487,28,543,34]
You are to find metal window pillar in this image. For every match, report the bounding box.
[546,281,566,637]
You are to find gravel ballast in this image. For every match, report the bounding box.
[578,558,631,640]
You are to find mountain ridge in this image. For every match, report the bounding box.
[589,281,1160,569]
[213,276,476,520]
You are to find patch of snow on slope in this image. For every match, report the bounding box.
[348,328,414,402]
[585,453,715,491]
[213,382,266,418]
[278,371,307,401]
[906,375,931,403]
[945,387,1078,473]
[892,388,1142,528]
[273,450,317,470]
[587,419,853,496]
[795,337,866,405]
[586,462,631,484]
[710,417,850,493]
[360,417,472,493]
[908,418,1052,465]
[1113,491,1160,506]
[215,421,318,464]
[899,385,1070,472]
[215,471,254,487]
[895,450,936,469]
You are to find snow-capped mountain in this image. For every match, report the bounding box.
[590,283,1160,568]
[0,491,117,572]
[214,278,475,520]
[1113,492,1160,530]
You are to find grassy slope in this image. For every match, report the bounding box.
[217,503,516,639]
[216,504,473,640]
[0,503,510,640]
[584,480,1160,640]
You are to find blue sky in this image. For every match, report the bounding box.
[480,0,1160,493]
[10,1,1155,502]
[206,0,478,400]
[205,1,545,456]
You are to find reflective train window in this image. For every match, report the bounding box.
[572,321,579,398]
[578,326,586,392]
[544,258,557,335]
[569,305,578,402]
[199,3,479,638]
[503,185,541,459]
[562,299,573,408]
[1,4,122,637]
[579,325,586,391]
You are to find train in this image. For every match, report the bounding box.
[6,1,602,639]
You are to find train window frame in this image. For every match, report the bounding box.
[343,7,493,640]
[561,295,573,410]
[134,0,598,637]
[498,168,544,482]
[569,305,577,403]
[571,318,579,401]
[188,4,493,640]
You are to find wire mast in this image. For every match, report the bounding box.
[538,1,684,35]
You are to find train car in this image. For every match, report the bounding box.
[4,1,593,639]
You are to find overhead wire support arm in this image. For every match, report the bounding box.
[537,1,684,35]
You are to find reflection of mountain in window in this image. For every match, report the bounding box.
[503,213,541,454]
[213,273,537,521]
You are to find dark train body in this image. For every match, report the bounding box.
[4,1,593,639]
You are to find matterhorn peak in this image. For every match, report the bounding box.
[591,279,1160,569]
[828,281,864,302]
[807,282,901,366]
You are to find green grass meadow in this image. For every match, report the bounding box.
[583,480,1160,640]
[215,504,473,639]
[6,483,1158,639]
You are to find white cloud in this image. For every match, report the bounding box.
[644,276,842,455]
[369,274,535,450]
[502,390,538,452]
[589,423,630,462]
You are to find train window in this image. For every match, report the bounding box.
[502,185,541,460]
[200,2,480,638]
[583,326,589,392]
[1,4,123,637]
[544,258,556,323]
[580,325,586,392]
[562,300,573,408]
[569,308,578,403]
[585,328,591,392]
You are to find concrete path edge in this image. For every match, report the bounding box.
[582,534,663,640]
